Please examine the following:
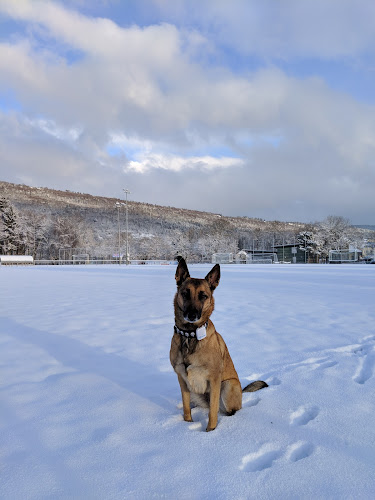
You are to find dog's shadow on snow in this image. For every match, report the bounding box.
[2,316,176,410]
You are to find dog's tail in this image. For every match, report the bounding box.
[242,380,268,392]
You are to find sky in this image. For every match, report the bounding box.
[0,0,375,224]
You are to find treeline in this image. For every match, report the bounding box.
[1,195,372,262]
[0,197,90,259]
[1,180,374,262]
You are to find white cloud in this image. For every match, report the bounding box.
[0,0,374,222]
[26,117,82,143]
[128,153,243,173]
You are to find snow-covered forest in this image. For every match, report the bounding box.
[1,181,374,262]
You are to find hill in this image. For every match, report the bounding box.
[354,224,375,232]
[0,180,305,261]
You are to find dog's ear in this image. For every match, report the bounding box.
[205,264,220,291]
[175,258,190,287]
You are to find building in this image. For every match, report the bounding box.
[273,244,307,263]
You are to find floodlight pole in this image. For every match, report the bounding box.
[124,189,131,265]
[115,202,121,264]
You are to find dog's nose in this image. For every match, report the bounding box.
[186,310,200,322]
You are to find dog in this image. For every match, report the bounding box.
[170,258,268,432]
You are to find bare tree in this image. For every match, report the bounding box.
[19,211,50,258]
[48,216,84,259]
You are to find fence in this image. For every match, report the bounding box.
[33,259,178,266]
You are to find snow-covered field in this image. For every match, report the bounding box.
[1,264,375,499]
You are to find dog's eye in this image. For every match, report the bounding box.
[181,290,190,299]
[199,292,208,301]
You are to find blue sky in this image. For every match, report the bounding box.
[0,0,375,223]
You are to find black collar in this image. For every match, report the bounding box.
[174,322,208,338]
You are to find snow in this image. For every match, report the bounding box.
[1,264,375,499]
[0,255,33,263]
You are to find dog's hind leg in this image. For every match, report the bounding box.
[220,379,242,415]
[177,374,193,422]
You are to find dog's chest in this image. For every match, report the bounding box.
[180,355,209,395]
[180,337,198,360]
[178,339,201,371]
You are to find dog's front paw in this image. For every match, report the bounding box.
[206,425,216,432]
[184,414,193,422]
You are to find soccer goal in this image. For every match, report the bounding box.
[72,254,90,264]
[212,253,234,264]
[329,249,360,263]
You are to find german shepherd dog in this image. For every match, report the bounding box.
[170,258,268,432]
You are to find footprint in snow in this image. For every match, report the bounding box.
[267,376,281,386]
[315,359,338,370]
[327,335,375,385]
[242,394,261,408]
[290,405,320,426]
[240,441,314,472]
[239,444,283,472]
[286,441,315,463]
[162,414,184,428]
[295,357,337,371]
[353,344,375,385]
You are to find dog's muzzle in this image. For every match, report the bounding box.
[183,315,200,323]
[183,309,202,323]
